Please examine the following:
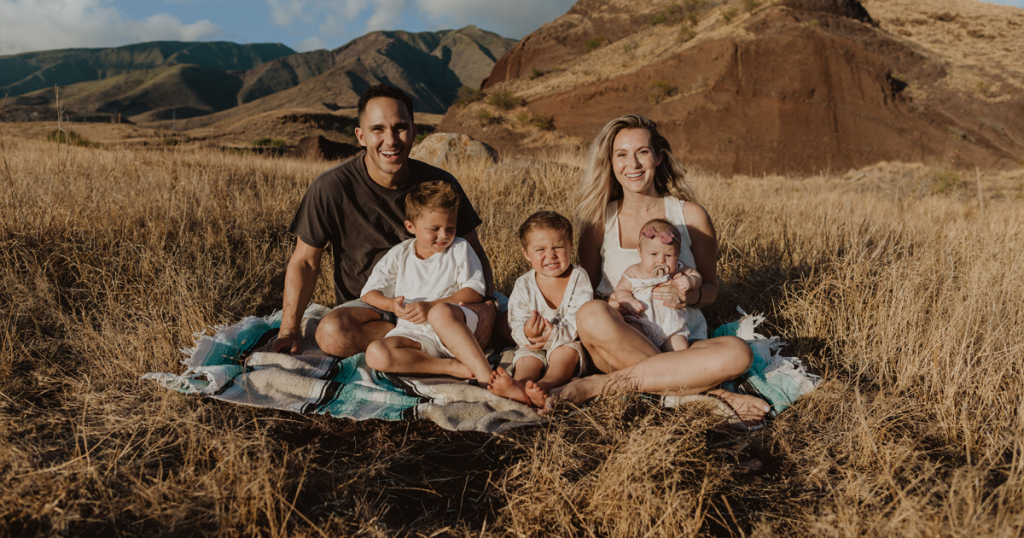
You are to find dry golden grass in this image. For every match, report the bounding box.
[2,123,1024,536]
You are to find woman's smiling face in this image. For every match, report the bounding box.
[612,128,662,196]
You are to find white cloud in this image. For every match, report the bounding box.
[364,0,411,32]
[0,0,222,55]
[414,0,576,38]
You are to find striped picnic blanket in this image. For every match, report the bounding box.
[143,304,544,433]
[144,306,818,432]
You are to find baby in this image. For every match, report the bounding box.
[612,218,702,352]
[489,211,593,407]
[362,181,494,385]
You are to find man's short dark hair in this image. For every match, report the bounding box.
[357,85,415,125]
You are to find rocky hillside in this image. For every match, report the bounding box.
[442,0,1024,174]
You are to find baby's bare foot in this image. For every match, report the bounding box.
[487,366,531,406]
[523,380,548,408]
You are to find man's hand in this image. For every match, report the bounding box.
[259,331,301,354]
[394,297,430,324]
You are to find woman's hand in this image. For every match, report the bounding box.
[653,278,691,309]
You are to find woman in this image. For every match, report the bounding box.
[544,114,769,425]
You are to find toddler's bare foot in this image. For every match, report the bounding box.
[523,380,548,408]
[487,367,531,406]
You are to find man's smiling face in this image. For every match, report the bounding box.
[355,97,416,187]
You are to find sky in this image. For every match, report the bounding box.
[0,0,1021,57]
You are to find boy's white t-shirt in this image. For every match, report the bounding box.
[360,237,486,330]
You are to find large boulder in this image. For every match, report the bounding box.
[410,133,499,168]
[293,135,360,161]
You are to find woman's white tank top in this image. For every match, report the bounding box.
[597,197,708,339]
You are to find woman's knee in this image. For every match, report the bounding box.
[717,335,753,377]
[576,300,618,339]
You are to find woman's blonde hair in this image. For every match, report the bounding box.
[575,114,695,234]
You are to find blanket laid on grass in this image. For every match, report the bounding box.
[144,305,818,433]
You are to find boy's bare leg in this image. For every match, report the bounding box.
[533,345,579,394]
[428,304,494,383]
[488,366,531,406]
[365,336,473,378]
[662,334,690,352]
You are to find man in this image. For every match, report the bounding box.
[267,84,497,356]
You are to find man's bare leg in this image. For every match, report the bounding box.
[316,306,394,357]
[364,336,473,378]
[428,304,494,383]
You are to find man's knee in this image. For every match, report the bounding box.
[316,307,375,355]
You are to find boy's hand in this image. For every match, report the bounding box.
[523,310,545,339]
[524,314,553,350]
[395,298,431,325]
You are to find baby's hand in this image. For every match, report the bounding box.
[621,297,646,317]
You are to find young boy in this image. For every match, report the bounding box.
[362,181,494,384]
[489,211,593,407]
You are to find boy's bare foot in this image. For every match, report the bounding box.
[523,380,548,408]
[539,374,608,416]
[487,367,531,406]
[446,360,475,380]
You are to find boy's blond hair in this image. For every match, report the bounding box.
[518,211,574,248]
[638,218,681,252]
[405,181,459,223]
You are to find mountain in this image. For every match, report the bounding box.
[0,41,295,96]
[165,25,517,130]
[3,27,515,126]
[441,0,1024,175]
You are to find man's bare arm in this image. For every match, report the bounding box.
[268,237,323,353]
[462,230,493,296]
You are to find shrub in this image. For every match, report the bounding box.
[742,0,761,12]
[649,80,678,103]
[516,111,531,124]
[530,67,544,79]
[530,115,554,131]
[651,13,668,25]
[488,90,526,110]
[45,129,92,147]
[933,170,961,194]
[679,25,697,42]
[455,86,484,107]
[253,138,286,147]
[687,12,700,26]
[585,36,604,52]
[475,109,494,124]
[722,8,739,22]
[162,138,180,146]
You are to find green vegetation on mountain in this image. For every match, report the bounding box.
[0,41,295,96]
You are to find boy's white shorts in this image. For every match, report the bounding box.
[384,305,479,358]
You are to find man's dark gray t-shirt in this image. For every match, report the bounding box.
[288,151,482,304]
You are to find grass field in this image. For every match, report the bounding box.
[2,124,1024,536]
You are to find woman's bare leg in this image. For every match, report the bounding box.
[546,300,770,424]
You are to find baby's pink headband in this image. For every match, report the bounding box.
[641,226,676,244]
